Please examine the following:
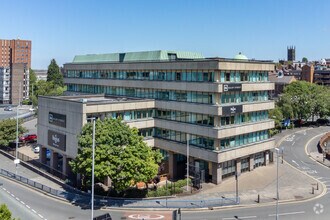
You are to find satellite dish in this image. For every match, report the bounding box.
[277,70,284,78]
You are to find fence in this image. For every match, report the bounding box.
[0,168,239,209]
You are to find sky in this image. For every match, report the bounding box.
[1,0,329,69]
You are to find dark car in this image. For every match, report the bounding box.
[4,106,12,111]
[19,134,37,143]
[316,118,330,126]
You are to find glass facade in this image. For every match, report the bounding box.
[67,84,215,104]
[220,111,269,126]
[155,109,214,126]
[221,91,268,104]
[66,69,269,83]
[220,130,269,151]
[66,70,215,82]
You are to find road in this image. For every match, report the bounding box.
[1,126,329,220]
[0,177,122,220]
[0,106,33,120]
[175,126,330,220]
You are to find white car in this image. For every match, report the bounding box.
[33,146,40,153]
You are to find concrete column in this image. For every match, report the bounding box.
[50,151,58,171]
[212,162,222,184]
[168,151,177,180]
[249,155,254,171]
[214,139,220,151]
[214,116,220,127]
[214,93,220,105]
[265,151,270,165]
[236,159,241,176]
[39,147,47,164]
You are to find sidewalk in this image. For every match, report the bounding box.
[177,127,323,204]
[0,153,64,191]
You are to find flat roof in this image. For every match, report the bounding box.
[39,94,152,105]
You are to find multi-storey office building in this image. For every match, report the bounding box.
[39,50,275,184]
[0,39,31,104]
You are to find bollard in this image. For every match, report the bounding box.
[257,194,260,203]
[317,183,319,190]
[312,187,314,194]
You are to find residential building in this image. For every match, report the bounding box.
[34,69,48,81]
[0,39,31,104]
[269,72,296,98]
[301,64,314,83]
[38,50,275,185]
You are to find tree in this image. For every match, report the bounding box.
[69,118,162,192]
[29,68,37,93]
[31,80,66,107]
[269,106,283,128]
[47,59,63,87]
[0,204,18,220]
[0,119,27,146]
[302,57,308,63]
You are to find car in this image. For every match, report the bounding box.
[316,118,330,126]
[4,106,12,111]
[33,146,40,153]
[19,134,37,143]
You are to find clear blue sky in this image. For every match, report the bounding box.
[1,0,329,69]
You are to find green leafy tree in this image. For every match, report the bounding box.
[31,80,66,107]
[0,203,19,220]
[69,118,162,192]
[47,59,63,87]
[0,119,27,146]
[302,57,308,63]
[269,106,283,128]
[29,68,37,92]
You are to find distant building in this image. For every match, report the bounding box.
[269,72,296,97]
[0,39,31,104]
[301,64,314,83]
[34,69,48,81]
[314,70,330,86]
[287,46,296,62]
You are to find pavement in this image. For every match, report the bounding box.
[178,127,324,204]
[307,132,330,168]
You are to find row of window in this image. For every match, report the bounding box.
[155,128,215,150]
[221,71,269,82]
[155,109,214,126]
[67,84,270,105]
[220,111,269,126]
[220,130,269,150]
[66,70,269,83]
[221,91,268,104]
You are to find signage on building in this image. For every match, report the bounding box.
[48,130,66,151]
[222,105,243,115]
[49,112,66,128]
[223,83,242,92]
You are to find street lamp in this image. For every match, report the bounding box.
[88,117,96,220]
[15,83,22,175]
[275,148,280,220]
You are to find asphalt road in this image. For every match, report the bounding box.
[175,126,330,220]
[1,126,329,220]
[0,176,121,220]
[0,106,32,120]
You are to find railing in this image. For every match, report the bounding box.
[0,167,239,209]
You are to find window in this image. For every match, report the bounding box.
[176,72,181,81]
[225,72,230,82]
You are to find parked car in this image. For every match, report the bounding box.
[19,134,37,143]
[4,106,12,111]
[33,146,40,153]
[316,118,330,126]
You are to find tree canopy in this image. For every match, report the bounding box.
[302,57,308,63]
[0,119,27,146]
[69,118,162,192]
[0,204,18,220]
[47,59,64,87]
[277,81,330,121]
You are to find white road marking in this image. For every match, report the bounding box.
[223,216,257,220]
[15,197,20,201]
[3,188,6,190]
[26,205,30,209]
[11,193,15,197]
[20,201,25,205]
[32,209,37,213]
[269,211,305,216]
[292,141,295,146]
[38,214,44,218]
[292,160,300,167]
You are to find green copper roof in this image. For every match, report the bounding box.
[72,50,204,63]
[234,52,248,60]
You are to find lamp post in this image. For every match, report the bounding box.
[186,134,189,191]
[275,148,280,220]
[15,83,22,175]
[88,118,96,220]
